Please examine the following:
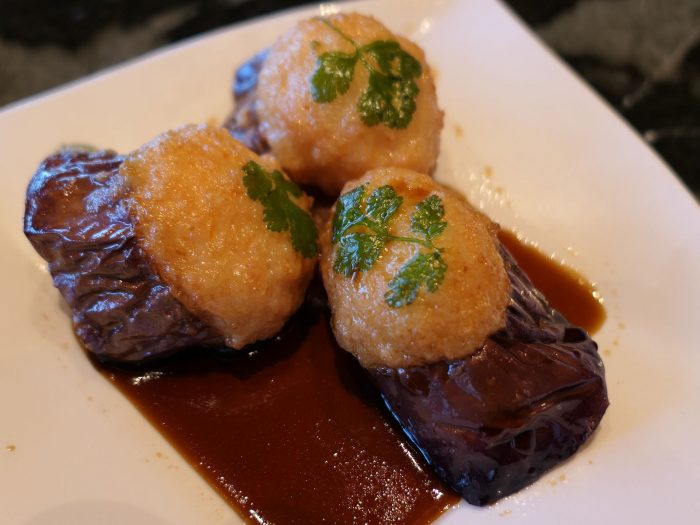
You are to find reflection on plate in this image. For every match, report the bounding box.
[1,0,699,523]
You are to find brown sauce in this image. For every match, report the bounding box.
[499,230,606,333]
[99,235,605,524]
[101,314,458,525]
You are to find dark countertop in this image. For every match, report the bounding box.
[1,0,698,198]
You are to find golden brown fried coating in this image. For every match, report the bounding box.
[121,124,316,349]
[320,168,510,368]
[256,13,443,195]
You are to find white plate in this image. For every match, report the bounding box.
[1,0,699,523]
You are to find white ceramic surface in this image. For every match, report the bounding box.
[1,0,699,524]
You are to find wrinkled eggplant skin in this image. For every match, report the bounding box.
[24,149,222,362]
[370,248,609,505]
[224,50,270,155]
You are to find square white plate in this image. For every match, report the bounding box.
[1,0,699,523]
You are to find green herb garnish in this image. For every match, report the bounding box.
[331,184,447,306]
[385,251,447,307]
[410,194,447,241]
[310,18,422,129]
[242,160,318,258]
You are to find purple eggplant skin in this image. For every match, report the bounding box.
[224,49,270,155]
[369,248,609,506]
[24,149,222,362]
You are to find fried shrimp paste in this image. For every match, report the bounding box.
[228,12,443,195]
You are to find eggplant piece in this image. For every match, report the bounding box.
[24,149,222,361]
[224,50,270,155]
[369,247,609,505]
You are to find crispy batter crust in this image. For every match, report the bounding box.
[256,13,444,195]
[321,168,510,367]
[121,124,316,349]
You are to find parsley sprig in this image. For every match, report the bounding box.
[242,161,318,258]
[310,18,422,129]
[332,184,448,307]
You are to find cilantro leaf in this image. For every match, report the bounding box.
[385,251,447,307]
[332,184,366,242]
[310,21,422,129]
[366,185,403,224]
[331,185,399,274]
[358,71,420,129]
[331,184,401,245]
[358,39,421,129]
[270,170,302,198]
[331,183,449,307]
[333,232,386,276]
[361,40,422,79]
[284,199,319,258]
[242,161,273,199]
[242,161,318,258]
[411,194,447,241]
[311,51,358,103]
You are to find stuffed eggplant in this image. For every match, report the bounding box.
[24,125,318,361]
[368,245,608,505]
[320,168,608,505]
[226,12,443,195]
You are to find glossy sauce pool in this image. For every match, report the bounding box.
[498,230,606,332]
[99,234,604,524]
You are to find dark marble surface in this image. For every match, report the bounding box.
[1,0,698,197]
